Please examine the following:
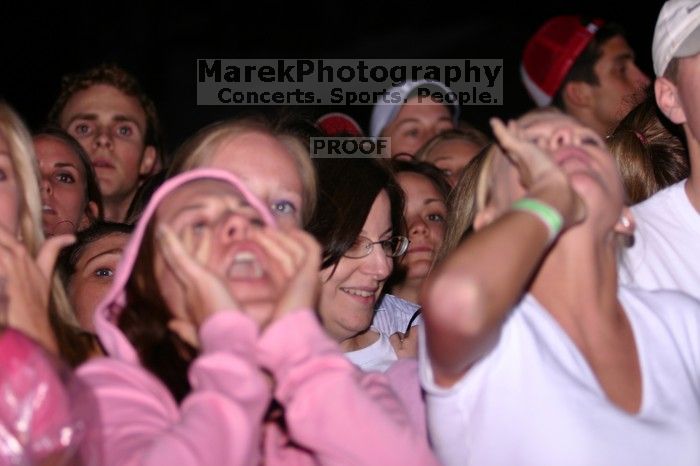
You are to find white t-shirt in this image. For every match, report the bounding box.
[345,332,398,372]
[419,287,700,466]
[620,180,700,300]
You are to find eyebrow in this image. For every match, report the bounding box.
[53,162,79,170]
[613,52,635,64]
[67,113,144,129]
[83,248,124,269]
[424,198,446,206]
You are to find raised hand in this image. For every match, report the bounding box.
[490,117,586,230]
[250,227,321,324]
[0,227,75,353]
[157,224,239,347]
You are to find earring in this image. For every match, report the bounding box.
[620,215,631,229]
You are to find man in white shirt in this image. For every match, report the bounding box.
[620,0,700,300]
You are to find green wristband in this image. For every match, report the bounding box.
[511,198,564,244]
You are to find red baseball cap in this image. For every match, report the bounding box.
[521,16,605,106]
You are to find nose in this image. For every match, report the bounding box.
[409,217,429,238]
[549,126,575,150]
[40,177,52,197]
[631,64,651,88]
[93,127,113,150]
[217,212,251,242]
[360,244,392,281]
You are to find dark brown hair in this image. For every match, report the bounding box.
[117,222,196,403]
[607,89,689,204]
[307,158,405,272]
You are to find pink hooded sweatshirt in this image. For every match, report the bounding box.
[75,169,439,466]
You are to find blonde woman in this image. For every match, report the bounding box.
[421,108,700,465]
[0,102,93,365]
[168,114,317,229]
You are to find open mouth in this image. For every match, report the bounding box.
[226,249,265,280]
[42,204,56,215]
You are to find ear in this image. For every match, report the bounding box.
[562,81,594,109]
[78,201,100,230]
[655,77,686,124]
[139,145,158,177]
[613,206,636,240]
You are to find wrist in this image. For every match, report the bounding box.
[511,197,563,244]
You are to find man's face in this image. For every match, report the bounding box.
[589,35,650,134]
[59,84,155,204]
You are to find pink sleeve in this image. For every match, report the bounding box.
[77,311,271,466]
[257,310,440,466]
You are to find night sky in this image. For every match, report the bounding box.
[1,1,665,154]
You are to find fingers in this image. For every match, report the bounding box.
[36,234,76,281]
[251,227,307,278]
[157,225,201,285]
[168,319,200,349]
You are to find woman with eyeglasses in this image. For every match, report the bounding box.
[308,157,410,373]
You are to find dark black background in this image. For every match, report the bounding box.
[1,1,664,155]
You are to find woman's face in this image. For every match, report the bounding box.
[382,97,454,156]
[484,112,624,231]
[396,172,447,282]
[208,131,304,230]
[154,179,280,319]
[318,190,394,343]
[0,134,20,235]
[68,232,130,331]
[34,136,91,235]
[423,138,482,187]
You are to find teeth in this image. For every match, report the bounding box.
[343,288,374,298]
[42,205,53,212]
[228,252,263,279]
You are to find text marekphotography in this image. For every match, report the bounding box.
[197,59,503,106]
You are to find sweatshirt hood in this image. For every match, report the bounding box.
[93,168,276,363]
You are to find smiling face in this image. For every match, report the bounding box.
[397,172,447,281]
[382,97,455,156]
[34,135,91,235]
[318,190,394,343]
[207,131,305,230]
[0,135,20,235]
[59,84,156,207]
[68,232,130,330]
[154,179,279,320]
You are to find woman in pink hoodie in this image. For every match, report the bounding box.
[76,168,438,466]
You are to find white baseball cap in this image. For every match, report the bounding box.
[652,0,700,76]
[369,80,460,137]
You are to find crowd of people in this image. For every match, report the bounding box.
[0,1,699,464]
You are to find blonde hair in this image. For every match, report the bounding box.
[0,102,92,365]
[168,116,317,226]
[414,127,490,164]
[434,144,496,264]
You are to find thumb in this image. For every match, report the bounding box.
[36,234,76,280]
[168,319,199,349]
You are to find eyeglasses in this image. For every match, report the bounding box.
[344,235,410,259]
